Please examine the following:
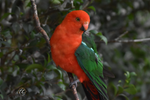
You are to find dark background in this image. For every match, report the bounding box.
[0,0,150,100]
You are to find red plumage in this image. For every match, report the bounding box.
[50,10,102,100]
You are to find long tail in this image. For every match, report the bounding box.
[82,81,105,100]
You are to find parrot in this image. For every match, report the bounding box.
[50,10,108,100]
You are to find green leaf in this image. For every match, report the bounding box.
[124,84,137,94]
[1,41,10,47]
[125,71,131,83]
[51,0,61,4]
[100,35,107,44]
[119,94,129,100]
[23,23,33,33]
[17,63,28,69]
[89,30,98,34]
[0,13,12,21]
[55,97,63,100]
[79,5,83,10]
[97,32,107,44]
[117,86,123,95]
[20,12,24,16]
[118,80,122,83]
[1,30,11,38]
[128,13,134,20]
[25,64,44,73]
[130,72,137,76]
[37,38,46,47]
[0,94,3,99]
[0,78,4,85]
[47,53,51,63]
[43,25,51,35]
[110,83,117,95]
[46,65,63,79]
[12,22,20,33]
[25,0,31,7]
[124,71,130,78]
[88,6,96,13]
[58,81,66,91]
[0,52,3,58]
[46,64,54,70]
[53,68,63,79]
[75,0,83,3]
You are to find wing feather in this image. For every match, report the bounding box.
[75,42,108,100]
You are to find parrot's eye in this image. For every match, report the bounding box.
[76,17,80,21]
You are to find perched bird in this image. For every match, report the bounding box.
[50,10,108,100]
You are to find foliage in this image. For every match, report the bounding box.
[0,0,150,100]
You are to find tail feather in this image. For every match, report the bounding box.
[82,83,93,100]
[82,81,102,100]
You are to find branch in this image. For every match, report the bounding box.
[30,0,79,100]
[70,0,75,8]
[30,0,50,48]
[112,38,150,43]
[82,0,91,10]
[68,73,79,100]
[96,38,150,43]
[115,31,129,40]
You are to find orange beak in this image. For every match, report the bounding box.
[83,22,89,31]
[80,22,89,32]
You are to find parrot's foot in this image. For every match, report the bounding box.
[69,79,80,88]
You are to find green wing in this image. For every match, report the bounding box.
[75,42,108,100]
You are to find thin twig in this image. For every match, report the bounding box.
[83,96,87,100]
[6,51,17,66]
[30,0,79,100]
[70,0,75,8]
[82,0,91,10]
[96,38,150,43]
[44,16,49,25]
[113,38,150,43]
[68,73,79,100]
[55,89,71,96]
[30,0,50,48]
[115,31,129,40]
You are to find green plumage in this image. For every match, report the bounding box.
[75,42,108,100]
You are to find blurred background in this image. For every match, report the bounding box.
[0,0,150,100]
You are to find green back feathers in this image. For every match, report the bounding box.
[82,34,97,53]
[75,42,108,100]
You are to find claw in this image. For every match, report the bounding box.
[69,79,80,88]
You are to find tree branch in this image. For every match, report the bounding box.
[30,0,50,48]
[115,31,129,40]
[82,0,91,10]
[30,0,79,100]
[96,38,150,43]
[68,73,79,100]
[112,38,150,43]
[70,0,75,8]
